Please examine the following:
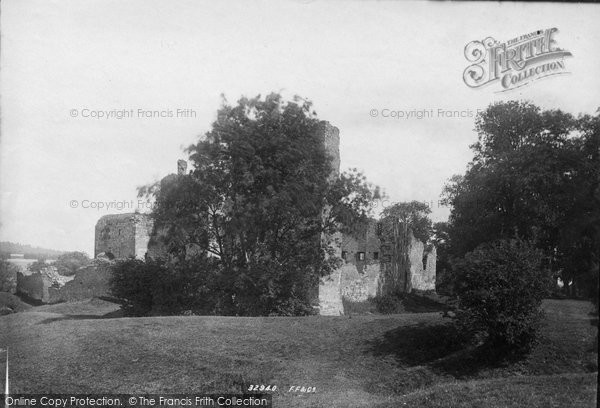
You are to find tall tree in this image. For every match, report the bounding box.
[378,201,433,244]
[442,101,599,296]
[139,93,379,315]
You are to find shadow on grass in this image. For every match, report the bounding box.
[354,292,452,315]
[37,309,124,324]
[401,293,452,313]
[15,291,45,306]
[367,322,465,365]
[366,322,522,378]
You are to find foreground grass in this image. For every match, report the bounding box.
[380,372,597,408]
[0,299,597,407]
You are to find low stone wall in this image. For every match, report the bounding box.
[17,271,53,302]
[17,266,73,303]
[48,263,113,303]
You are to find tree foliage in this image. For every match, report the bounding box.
[54,251,91,276]
[326,167,382,237]
[442,101,599,298]
[377,200,433,244]
[109,257,222,316]
[431,221,452,294]
[27,259,48,274]
[0,260,19,293]
[134,93,379,316]
[453,239,551,354]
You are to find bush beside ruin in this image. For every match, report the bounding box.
[452,239,552,354]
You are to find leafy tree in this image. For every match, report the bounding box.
[442,101,599,298]
[54,251,91,276]
[378,201,433,244]
[0,260,19,293]
[139,93,378,315]
[453,239,551,354]
[431,221,452,294]
[325,167,382,237]
[556,112,600,298]
[27,259,48,274]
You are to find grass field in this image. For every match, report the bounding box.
[0,298,597,407]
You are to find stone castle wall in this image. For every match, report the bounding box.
[95,213,152,259]
[318,267,344,316]
[318,121,340,179]
[134,215,154,258]
[48,262,112,303]
[17,271,50,302]
[16,266,70,303]
[341,221,380,266]
[408,233,436,291]
[321,227,437,314]
[340,262,382,302]
[317,122,344,315]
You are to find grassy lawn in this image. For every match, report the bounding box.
[0,299,597,407]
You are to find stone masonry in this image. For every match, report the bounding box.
[317,122,345,315]
[408,232,436,291]
[95,213,154,259]
[48,262,112,303]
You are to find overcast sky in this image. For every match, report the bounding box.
[1,0,599,255]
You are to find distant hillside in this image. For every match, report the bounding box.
[0,241,66,259]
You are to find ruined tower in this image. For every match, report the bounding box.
[94,213,153,259]
[318,121,340,180]
[317,121,345,315]
[94,160,186,260]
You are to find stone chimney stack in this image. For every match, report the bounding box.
[177,159,187,175]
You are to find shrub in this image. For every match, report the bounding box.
[435,268,455,296]
[372,292,404,314]
[109,254,322,317]
[27,259,48,273]
[109,257,223,316]
[0,260,19,293]
[452,239,551,354]
[225,258,318,316]
[109,258,160,316]
[54,251,91,276]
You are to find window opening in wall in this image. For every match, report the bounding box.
[358,252,365,261]
[373,252,379,260]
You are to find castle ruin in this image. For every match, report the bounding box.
[93,121,436,315]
